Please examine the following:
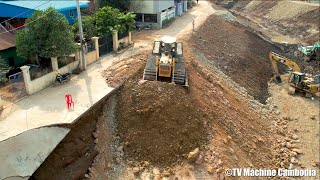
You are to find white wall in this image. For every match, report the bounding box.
[28,61,79,94]
[154,0,174,13]
[131,0,174,14]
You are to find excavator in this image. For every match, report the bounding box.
[298,42,320,62]
[143,36,188,86]
[269,51,320,97]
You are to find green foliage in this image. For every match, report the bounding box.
[0,61,9,82]
[72,15,98,38]
[95,6,135,36]
[98,0,130,11]
[118,12,136,32]
[16,8,77,62]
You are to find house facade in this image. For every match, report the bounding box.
[0,0,89,25]
[0,28,25,67]
[0,0,89,69]
[131,0,187,29]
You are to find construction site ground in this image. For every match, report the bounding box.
[11,0,320,179]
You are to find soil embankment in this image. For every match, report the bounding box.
[191,15,280,103]
[30,93,112,179]
[220,0,320,43]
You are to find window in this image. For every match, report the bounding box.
[144,14,157,23]
[69,10,74,17]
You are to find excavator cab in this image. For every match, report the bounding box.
[288,72,305,85]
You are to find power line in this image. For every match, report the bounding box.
[0,0,51,25]
[0,7,56,35]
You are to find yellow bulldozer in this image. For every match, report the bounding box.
[143,36,188,86]
[269,51,320,97]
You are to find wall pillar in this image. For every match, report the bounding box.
[20,66,31,95]
[157,12,162,28]
[184,0,188,12]
[128,32,132,45]
[51,57,58,71]
[142,14,145,23]
[112,30,119,51]
[91,37,99,60]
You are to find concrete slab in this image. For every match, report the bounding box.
[0,126,70,179]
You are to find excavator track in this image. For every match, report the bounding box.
[143,39,188,86]
[143,55,157,81]
[173,57,187,85]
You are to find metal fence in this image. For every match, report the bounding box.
[87,40,95,52]
[99,34,113,56]
[8,72,27,100]
[118,31,129,40]
[29,61,53,80]
[0,72,26,104]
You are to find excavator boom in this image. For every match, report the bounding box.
[269,52,301,73]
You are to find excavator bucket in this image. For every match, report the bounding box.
[274,75,282,84]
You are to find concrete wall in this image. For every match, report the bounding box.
[21,37,100,95]
[112,31,132,51]
[118,36,130,47]
[26,60,79,94]
[86,51,98,65]
[131,0,174,14]
[154,0,175,13]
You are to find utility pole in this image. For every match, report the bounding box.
[76,0,87,70]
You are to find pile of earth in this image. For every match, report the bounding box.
[116,73,208,167]
[190,15,280,103]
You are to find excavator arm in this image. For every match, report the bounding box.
[268,51,301,83]
[269,52,301,72]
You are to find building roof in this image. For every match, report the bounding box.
[0,30,16,51]
[0,0,89,18]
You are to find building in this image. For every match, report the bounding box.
[131,0,187,29]
[0,0,89,68]
[174,0,187,17]
[0,0,89,25]
[0,30,24,67]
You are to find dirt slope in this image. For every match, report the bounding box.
[229,0,320,43]
[191,15,280,103]
[116,75,208,167]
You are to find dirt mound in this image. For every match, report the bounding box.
[102,53,148,87]
[116,73,207,167]
[191,15,280,103]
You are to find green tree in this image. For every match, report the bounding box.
[95,6,135,36]
[95,6,121,35]
[98,0,130,11]
[72,15,98,39]
[16,8,77,64]
[98,0,144,12]
[118,12,136,33]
